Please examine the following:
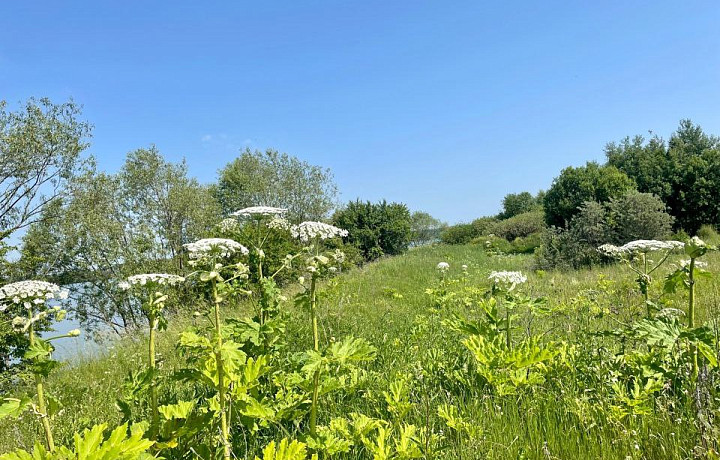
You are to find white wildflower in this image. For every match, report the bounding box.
[680,259,708,269]
[436,262,450,272]
[231,206,287,218]
[218,218,240,233]
[489,271,527,286]
[291,221,348,243]
[67,329,81,337]
[0,281,68,312]
[600,240,684,256]
[184,238,249,261]
[266,216,291,230]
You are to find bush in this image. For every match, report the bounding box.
[543,162,635,228]
[332,200,412,261]
[490,211,546,241]
[498,191,543,219]
[607,191,673,242]
[441,217,499,245]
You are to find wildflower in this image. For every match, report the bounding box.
[267,216,291,230]
[121,274,185,289]
[0,281,68,312]
[680,259,708,269]
[67,329,81,337]
[599,240,684,256]
[184,238,249,261]
[231,206,287,218]
[461,264,468,271]
[436,262,450,272]
[291,221,348,243]
[217,218,240,233]
[488,271,527,286]
[11,316,26,331]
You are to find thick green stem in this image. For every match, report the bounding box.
[689,258,698,379]
[505,307,512,351]
[148,313,159,435]
[309,273,319,434]
[29,314,54,452]
[213,280,231,460]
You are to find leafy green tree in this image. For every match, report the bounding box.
[409,211,445,246]
[606,120,720,233]
[215,148,338,222]
[332,200,411,261]
[0,98,90,242]
[543,162,635,228]
[16,148,220,331]
[498,192,543,219]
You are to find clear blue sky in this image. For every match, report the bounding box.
[2,1,719,223]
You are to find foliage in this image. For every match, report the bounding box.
[333,200,411,261]
[489,210,545,241]
[543,161,635,228]
[215,148,338,222]
[440,217,499,245]
[497,191,543,219]
[606,120,720,233]
[607,190,674,243]
[0,98,91,243]
[15,149,219,332]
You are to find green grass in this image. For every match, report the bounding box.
[2,243,719,458]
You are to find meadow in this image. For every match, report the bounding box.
[2,234,719,459]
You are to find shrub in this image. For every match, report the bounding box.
[607,191,673,242]
[697,224,720,244]
[441,223,476,245]
[498,191,543,219]
[332,200,412,261]
[409,211,446,246]
[490,211,546,241]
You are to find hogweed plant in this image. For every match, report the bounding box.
[488,271,527,350]
[599,240,684,317]
[664,236,717,379]
[183,237,249,460]
[291,221,349,434]
[119,273,184,435]
[0,281,72,452]
[230,206,291,325]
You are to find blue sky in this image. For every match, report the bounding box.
[2,1,719,223]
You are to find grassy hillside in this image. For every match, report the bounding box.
[2,243,719,458]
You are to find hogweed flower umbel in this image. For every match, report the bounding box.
[0,280,68,311]
[120,273,185,289]
[488,271,527,287]
[231,206,288,218]
[599,240,684,256]
[291,221,348,243]
[184,238,248,263]
[436,262,450,272]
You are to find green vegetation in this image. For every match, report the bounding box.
[2,242,720,458]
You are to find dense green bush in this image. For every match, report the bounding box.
[441,217,500,245]
[536,192,675,270]
[543,162,635,228]
[498,191,544,219]
[490,211,546,241]
[607,191,674,242]
[332,200,412,261]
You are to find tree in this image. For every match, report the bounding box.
[498,191,543,219]
[0,98,91,242]
[606,120,720,233]
[215,148,338,222]
[543,162,635,228]
[332,200,411,261]
[409,211,445,246]
[16,148,221,332]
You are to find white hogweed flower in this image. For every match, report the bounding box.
[218,218,240,233]
[184,238,249,261]
[231,206,288,218]
[291,221,349,243]
[680,259,708,269]
[122,274,185,289]
[0,281,68,312]
[488,271,527,286]
[266,216,291,230]
[599,240,684,256]
[436,262,450,272]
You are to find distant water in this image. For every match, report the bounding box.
[42,313,115,362]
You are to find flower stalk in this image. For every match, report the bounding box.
[28,311,54,452]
